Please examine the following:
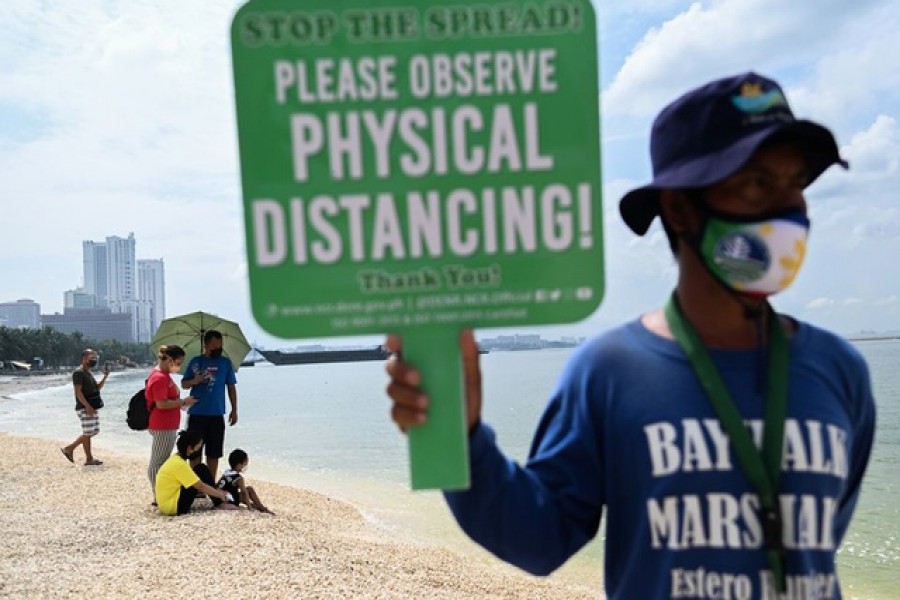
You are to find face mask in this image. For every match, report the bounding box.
[209,348,224,358]
[188,450,203,461]
[87,359,98,368]
[697,207,810,298]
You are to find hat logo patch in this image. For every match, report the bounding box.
[713,231,770,282]
[731,82,788,114]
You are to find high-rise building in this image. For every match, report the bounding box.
[64,288,97,309]
[82,241,108,306]
[106,233,137,310]
[118,298,152,343]
[138,259,166,340]
[77,233,164,342]
[0,299,41,329]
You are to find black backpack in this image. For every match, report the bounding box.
[126,388,153,431]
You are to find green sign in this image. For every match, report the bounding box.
[231,0,602,489]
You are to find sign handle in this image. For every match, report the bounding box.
[404,328,469,490]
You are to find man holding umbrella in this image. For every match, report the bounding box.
[181,330,238,480]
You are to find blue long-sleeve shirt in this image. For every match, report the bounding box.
[445,319,876,599]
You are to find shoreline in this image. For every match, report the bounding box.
[0,371,73,399]
[0,374,603,598]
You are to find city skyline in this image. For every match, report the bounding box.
[69,233,166,342]
[0,233,167,344]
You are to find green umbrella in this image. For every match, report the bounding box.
[150,311,252,372]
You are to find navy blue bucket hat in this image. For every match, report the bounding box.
[619,72,848,235]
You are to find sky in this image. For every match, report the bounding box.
[1,0,899,349]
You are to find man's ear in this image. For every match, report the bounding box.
[659,190,699,234]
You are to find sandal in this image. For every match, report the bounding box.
[84,459,104,466]
[60,448,74,463]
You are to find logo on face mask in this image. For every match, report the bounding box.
[700,209,810,298]
[713,231,770,281]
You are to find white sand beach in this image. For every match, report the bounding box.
[0,374,601,599]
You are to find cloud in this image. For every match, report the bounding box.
[587,0,900,335]
[0,2,243,310]
[843,116,900,180]
[1,2,239,188]
[806,297,835,310]
[805,115,900,256]
[786,4,900,131]
[602,0,893,119]
[874,295,900,307]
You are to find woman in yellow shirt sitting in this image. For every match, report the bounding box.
[155,429,230,516]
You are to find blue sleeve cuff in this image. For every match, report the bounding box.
[443,421,499,501]
[468,420,497,466]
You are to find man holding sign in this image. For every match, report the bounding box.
[385,73,876,598]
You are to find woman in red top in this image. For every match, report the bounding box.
[146,345,196,502]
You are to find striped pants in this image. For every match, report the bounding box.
[148,429,178,493]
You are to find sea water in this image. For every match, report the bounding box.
[1,342,897,598]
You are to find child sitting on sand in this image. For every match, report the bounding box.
[214,448,274,515]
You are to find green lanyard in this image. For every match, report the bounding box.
[664,292,789,592]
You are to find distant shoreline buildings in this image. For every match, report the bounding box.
[476,334,584,351]
[0,233,166,343]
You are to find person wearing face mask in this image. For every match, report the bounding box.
[145,344,197,504]
[384,73,877,598]
[61,348,110,466]
[155,429,230,516]
[181,329,238,481]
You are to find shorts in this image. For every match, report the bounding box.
[76,409,100,436]
[187,414,225,459]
